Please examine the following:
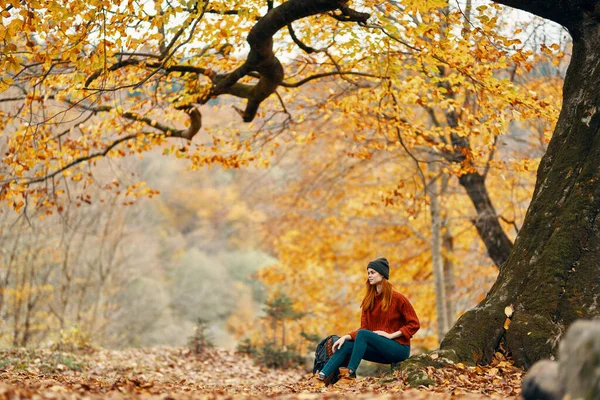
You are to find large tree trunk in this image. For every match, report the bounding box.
[441,19,600,368]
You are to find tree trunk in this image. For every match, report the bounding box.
[441,24,600,368]
[441,83,513,269]
[442,212,456,326]
[458,172,514,269]
[429,166,450,340]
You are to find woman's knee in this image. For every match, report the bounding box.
[355,329,375,341]
[340,340,354,352]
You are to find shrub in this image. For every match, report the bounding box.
[51,325,95,353]
[256,341,306,369]
[187,318,214,354]
[236,338,257,356]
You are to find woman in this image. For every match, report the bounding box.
[316,257,420,386]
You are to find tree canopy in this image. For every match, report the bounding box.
[0,0,563,213]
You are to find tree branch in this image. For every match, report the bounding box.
[19,106,201,187]
[490,0,596,34]
[66,99,202,140]
[280,71,384,87]
[287,23,317,53]
[328,5,370,24]
[24,134,139,186]
[85,59,140,88]
[211,0,370,122]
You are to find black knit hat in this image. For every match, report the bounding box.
[367,257,390,280]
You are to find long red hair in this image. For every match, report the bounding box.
[361,278,394,311]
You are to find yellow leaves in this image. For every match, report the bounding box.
[71,172,83,182]
[0,77,13,93]
[402,0,448,13]
[124,181,160,200]
[13,200,25,213]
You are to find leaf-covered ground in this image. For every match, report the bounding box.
[0,347,524,399]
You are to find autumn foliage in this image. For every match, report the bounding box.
[0,0,577,395]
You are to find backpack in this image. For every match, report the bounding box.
[312,335,349,384]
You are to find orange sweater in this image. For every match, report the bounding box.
[348,290,420,346]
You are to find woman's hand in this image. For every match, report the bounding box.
[332,336,347,352]
[374,330,392,339]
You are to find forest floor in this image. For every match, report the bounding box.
[0,347,524,399]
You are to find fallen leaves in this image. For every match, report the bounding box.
[504,304,514,329]
[0,347,524,399]
[420,356,523,398]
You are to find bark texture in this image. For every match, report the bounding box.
[441,8,600,368]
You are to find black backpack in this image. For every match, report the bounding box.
[312,335,349,384]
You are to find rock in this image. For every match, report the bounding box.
[558,319,600,400]
[396,353,445,388]
[522,360,562,400]
[522,319,600,400]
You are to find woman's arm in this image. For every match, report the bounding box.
[376,295,420,340]
[398,295,420,339]
[388,330,403,339]
[373,330,402,339]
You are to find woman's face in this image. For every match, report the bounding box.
[367,268,383,285]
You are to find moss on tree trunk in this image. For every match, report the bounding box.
[439,20,600,369]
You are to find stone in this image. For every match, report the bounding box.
[522,359,562,400]
[558,319,600,400]
[522,319,600,400]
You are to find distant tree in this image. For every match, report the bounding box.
[263,293,304,349]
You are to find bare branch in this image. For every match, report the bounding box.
[499,215,520,235]
[0,97,27,103]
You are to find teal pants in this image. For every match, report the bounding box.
[320,329,410,377]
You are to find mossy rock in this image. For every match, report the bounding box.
[405,370,435,387]
[391,352,454,388]
[377,372,397,384]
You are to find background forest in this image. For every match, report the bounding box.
[0,0,571,367]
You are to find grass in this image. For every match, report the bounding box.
[0,349,85,373]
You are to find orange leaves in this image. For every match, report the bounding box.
[422,357,523,397]
[124,181,160,200]
[0,345,526,399]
